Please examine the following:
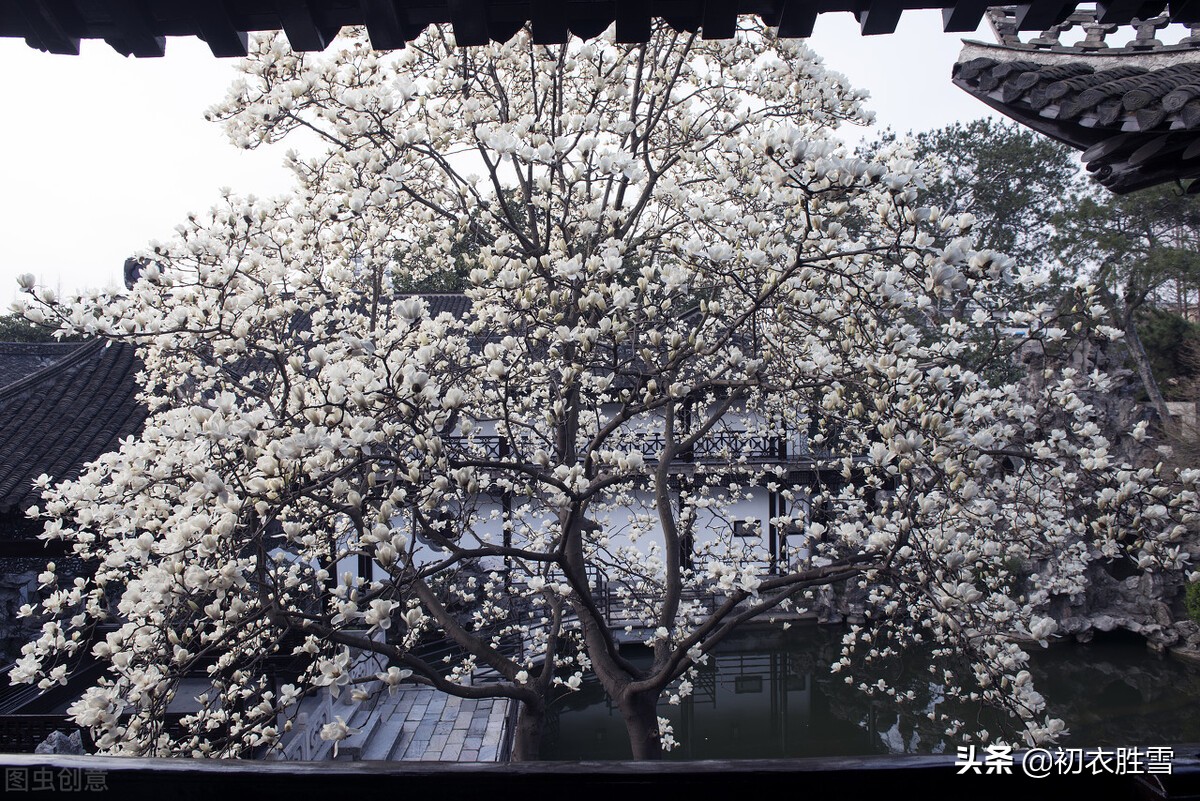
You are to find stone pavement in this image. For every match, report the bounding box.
[360,685,511,762]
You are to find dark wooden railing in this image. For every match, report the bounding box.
[0,749,1195,800]
[0,715,86,753]
[0,712,192,754]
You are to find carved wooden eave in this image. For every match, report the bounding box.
[954,7,1200,193]
[3,0,1200,57]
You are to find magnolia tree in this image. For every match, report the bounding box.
[13,22,1200,760]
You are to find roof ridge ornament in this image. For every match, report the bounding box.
[986,5,1200,53]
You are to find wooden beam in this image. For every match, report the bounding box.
[758,0,786,26]
[1097,0,1148,23]
[359,0,407,50]
[1136,1,1170,16]
[942,0,991,32]
[274,0,339,51]
[4,731,1198,793]
[104,0,165,57]
[569,17,612,38]
[193,0,248,57]
[1171,0,1200,22]
[856,0,904,34]
[531,0,567,43]
[702,0,738,39]
[777,0,817,37]
[446,0,489,45]
[489,18,525,41]
[1013,1,1075,30]
[615,0,652,42]
[767,486,778,575]
[663,12,702,33]
[14,0,1200,55]
[13,0,79,54]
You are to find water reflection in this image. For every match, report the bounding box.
[540,627,1200,760]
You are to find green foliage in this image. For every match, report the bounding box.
[1186,582,1200,626]
[1052,184,1200,414]
[907,119,1082,270]
[1052,184,1200,308]
[858,121,1083,385]
[0,313,77,343]
[1137,307,1200,400]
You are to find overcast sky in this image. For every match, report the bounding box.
[0,11,1002,306]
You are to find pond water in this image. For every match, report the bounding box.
[540,626,1200,760]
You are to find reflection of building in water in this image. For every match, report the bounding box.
[670,649,813,760]
[542,632,878,760]
[544,629,1200,760]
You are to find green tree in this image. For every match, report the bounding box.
[0,312,78,343]
[1136,307,1200,401]
[858,122,1081,384]
[1053,184,1200,424]
[907,119,1082,271]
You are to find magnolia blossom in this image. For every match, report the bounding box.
[319,716,358,758]
[11,19,1198,762]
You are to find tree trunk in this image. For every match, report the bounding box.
[510,701,544,762]
[618,689,663,760]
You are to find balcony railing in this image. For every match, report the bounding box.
[446,430,835,466]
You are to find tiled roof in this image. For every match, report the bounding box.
[0,341,145,515]
[0,294,463,515]
[954,57,1200,134]
[0,1,1186,57]
[0,343,81,390]
[953,9,1200,194]
[954,47,1200,193]
[419,294,472,319]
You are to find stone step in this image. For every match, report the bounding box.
[359,707,406,761]
[331,707,382,761]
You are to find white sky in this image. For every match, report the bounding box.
[0,11,1000,306]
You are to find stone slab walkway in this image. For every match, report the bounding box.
[365,685,511,762]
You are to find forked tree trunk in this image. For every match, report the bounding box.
[510,701,545,761]
[562,509,666,760]
[618,689,663,760]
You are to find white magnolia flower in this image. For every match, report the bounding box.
[320,716,359,757]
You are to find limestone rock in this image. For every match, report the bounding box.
[34,730,84,755]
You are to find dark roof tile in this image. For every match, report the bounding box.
[1096,98,1125,126]
[0,341,145,514]
[0,343,82,389]
[1183,99,1200,128]
[954,45,1200,193]
[1162,84,1200,112]
[1137,105,1170,130]
[418,294,473,319]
